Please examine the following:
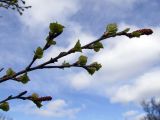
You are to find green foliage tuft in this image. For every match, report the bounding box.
[90,62,102,71]
[49,22,64,35]
[86,67,97,75]
[19,73,30,84]
[93,42,104,52]
[131,31,141,37]
[6,68,15,76]
[46,39,56,46]
[78,55,88,66]
[85,62,102,75]
[106,23,118,35]
[34,47,43,59]
[0,102,9,111]
[123,28,130,33]
[31,93,43,108]
[73,40,82,52]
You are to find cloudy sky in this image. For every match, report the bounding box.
[0,0,160,120]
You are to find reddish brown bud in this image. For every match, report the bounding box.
[34,96,52,102]
[134,29,153,35]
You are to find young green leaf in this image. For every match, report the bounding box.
[93,42,104,52]
[33,101,43,108]
[6,68,15,76]
[49,22,64,35]
[90,62,102,71]
[31,93,43,108]
[31,93,39,100]
[131,31,141,37]
[19,73,30,84]
[0,102,9,111]
[123,28,130,33]
[34,47,43,59]
[73,40,82,52]
[106,23,118,35]
[78,55,88,65]
[47,39,56,46]
[86,67,96,75]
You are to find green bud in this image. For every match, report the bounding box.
[131,31,141,37]
[31,93,43,108]
[46,38,56,46]
[123,28,130,33]
[78,55,87,65]
[90,62,102,71]
[93,42,104,52]
[31,93,39,100]
[106,23,118,35]
[19,73,30,84]
[6,68,15,76]
[0,102,9,111]
[33,101,43,108]
[86,67,96,75]
[49,22,64,35]
[73,40,82,52]
[34,47,43,59]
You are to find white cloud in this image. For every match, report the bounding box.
[104,0,143,6]
[90,0,147,11]
[13,99,84,119]
[15,0,160,104]
[69,72,92,90]
[123,110,138,117]
[111,68,160,103]
[123,110,145,120]
[63,25,160,103]
[20,0,80,28]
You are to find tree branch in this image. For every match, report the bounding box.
[0,91,30,104]
[0,0,31,15]
[0,29,153,83]
[0,91,52,105]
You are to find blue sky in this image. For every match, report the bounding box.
[0,0,160,120]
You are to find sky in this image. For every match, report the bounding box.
[0,0,160,120]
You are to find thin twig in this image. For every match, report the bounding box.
[0,30,153,83]
[0,91,30,104]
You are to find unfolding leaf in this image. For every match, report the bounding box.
[93,42,104,52]
[31,93,39,100]
[86,67,96,75]
[78,55,87,65]
[73,40,82,52]
[106,23,118,35]
[34,47,43,59]
[48,40,56,45]
[31,93,43,108]
[33,101,43,108]
[123,28,130,33]
[90,62,102,71]
[6,68,15,76]
[0,102,9,111]
[19,73,30,84]
[131,31,141,37]
[49,22,64,34]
